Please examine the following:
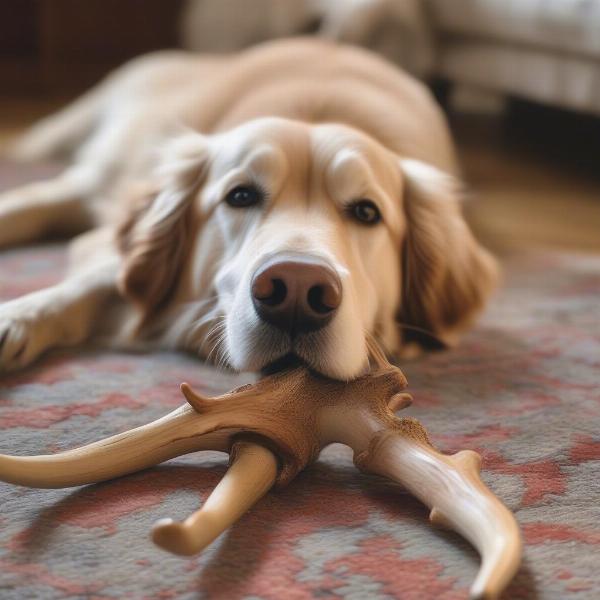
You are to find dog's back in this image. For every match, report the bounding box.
[11,38,457,182]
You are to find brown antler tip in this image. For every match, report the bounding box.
[180,382,211,412]
[388,392,413,412]
[453,449,483,473]
[152,518,198,556]
[429,507,452,529]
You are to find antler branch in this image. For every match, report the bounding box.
[152,440,278,555]
[0,405,229,488]
[352,423,521,600]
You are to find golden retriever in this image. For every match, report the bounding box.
[0,38,496,379]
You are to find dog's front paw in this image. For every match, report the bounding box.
[0,305,53,372]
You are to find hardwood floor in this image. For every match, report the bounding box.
[452,109,600,254]
[1,97,599,254]
[0,97,68,146]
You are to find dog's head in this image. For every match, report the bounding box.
[118,117,497,379]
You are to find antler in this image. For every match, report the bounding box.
[0,354,521,599]
[0,404,229,488]
[349,424,521,600]
[314,363,521,600]
[0,375,302,490]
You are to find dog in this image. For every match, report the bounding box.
[0,38,497,380]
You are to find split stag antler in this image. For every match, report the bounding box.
[0,344,521,599]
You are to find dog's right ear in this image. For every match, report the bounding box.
[117,134,209,322]
[397,159,498,350]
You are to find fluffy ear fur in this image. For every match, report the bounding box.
[398,159,498,350]
[117,134,208,322]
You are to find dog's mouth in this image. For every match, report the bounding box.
[225,309,361,380]
[260,352,305,376]
[256,326,338,377]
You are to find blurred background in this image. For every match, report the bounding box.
[0,0,599,253]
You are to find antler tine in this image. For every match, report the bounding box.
[180,382,212,412]
[357,429,521,600]
[152,440,278,556]
[0,405,229,488]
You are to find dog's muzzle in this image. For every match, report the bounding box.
[251,253,342,335]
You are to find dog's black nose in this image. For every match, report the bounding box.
[251,254,342,334]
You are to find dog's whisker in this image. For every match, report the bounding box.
[215,344,230,369]
[205,318,226,342]
[180,307,225,357]
[190,308,220,331]
[207,332,227,362]
[206,325,229,368]
[189,310,223,340]
[201,324,223,348]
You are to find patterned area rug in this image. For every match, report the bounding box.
[0,180,599,598]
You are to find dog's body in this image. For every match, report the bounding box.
[0,39,496,379]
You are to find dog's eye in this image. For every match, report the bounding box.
[348,199,381,225]
[225,185,263,208]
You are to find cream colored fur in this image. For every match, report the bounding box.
[0,39,496,379]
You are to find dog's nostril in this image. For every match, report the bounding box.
[254,278,287,306]
[266,279,287,306]
[307,284,339,314]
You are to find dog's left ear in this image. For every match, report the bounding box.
[397,159,498,350]
[117,134,209,322]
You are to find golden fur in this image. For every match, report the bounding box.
[0,39,497,378]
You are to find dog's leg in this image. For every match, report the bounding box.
[0,167,98,248]
[0,255,118,372]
